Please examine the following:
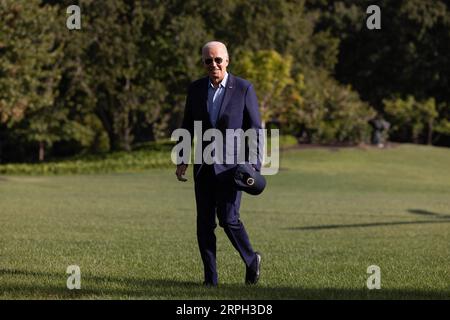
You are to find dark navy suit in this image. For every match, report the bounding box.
[181,73,262,285]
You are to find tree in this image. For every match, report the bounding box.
[292,68,375,144]
[384,96,438,145]
[0,0,64,161]
[308,0,450,144]
[233,50,293,128]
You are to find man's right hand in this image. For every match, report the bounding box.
[175,164,188,182]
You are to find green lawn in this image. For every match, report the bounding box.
[0,144,449,299]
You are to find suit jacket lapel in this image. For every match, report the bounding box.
[217,73,235,123]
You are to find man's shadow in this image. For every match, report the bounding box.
[0,268,447,299]
[285,209,450,231]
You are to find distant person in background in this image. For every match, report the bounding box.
[369,114,390,148]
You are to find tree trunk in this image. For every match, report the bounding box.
[39,141,45,162]
[261,102,267,129]
[427,119,433,145]
[121,128,132,152]
[95,100,114,151]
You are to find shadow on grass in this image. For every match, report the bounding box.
[0,269,447,300]
[285,208,450,231]
[285,220,450,231]
[407,209,450,219]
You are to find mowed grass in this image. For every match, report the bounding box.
[0,144,449,299]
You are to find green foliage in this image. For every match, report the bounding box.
[232,49,375,144]
[310,30,340,72]
[70,1,167,151]
[0,141,174,175]
[233,50,293,127]
[1,0,449,164]
[282,69,375,144]
[0,0,64,159]
[434,119,450,136]
[384,96,438,144]
[309,0,450,144]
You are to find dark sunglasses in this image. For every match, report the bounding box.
[203,57,224,65]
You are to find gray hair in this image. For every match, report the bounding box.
[202,41,229,60]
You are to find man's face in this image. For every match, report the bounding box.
[202,45,229,84]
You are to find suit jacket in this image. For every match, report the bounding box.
[180,73,263,180]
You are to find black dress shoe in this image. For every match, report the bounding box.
[245,252,261,285]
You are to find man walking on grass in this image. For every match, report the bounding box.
[175,41,262,287]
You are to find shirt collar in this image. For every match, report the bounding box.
[209,72,228,89]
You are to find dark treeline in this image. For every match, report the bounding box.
[0,0,449,163]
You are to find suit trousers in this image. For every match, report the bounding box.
[194,164,257,285]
